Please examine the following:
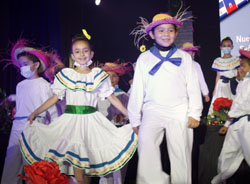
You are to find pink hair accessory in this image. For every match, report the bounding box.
[44,51,64,82]
[10,39,48,72]
[181,42,199,52]
[102,59,133,76]
[239,48,250,59]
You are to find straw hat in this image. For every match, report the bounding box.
[145,13,183,33]
[11,39,48,72]
[130,4,192,49]
[181,42,199,52]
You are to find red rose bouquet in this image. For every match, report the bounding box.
[18,161,69,184]
[207,97,233,126]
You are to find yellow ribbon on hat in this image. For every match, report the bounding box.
[82,29,91,40]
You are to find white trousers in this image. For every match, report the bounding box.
[136,111,193,184]
[99,164,128,184]
[1,127,24,184]
[211,116,250,184]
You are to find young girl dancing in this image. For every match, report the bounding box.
[19,33,137,184]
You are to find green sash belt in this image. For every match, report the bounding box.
[65,105,97,114]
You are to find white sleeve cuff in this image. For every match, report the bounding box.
[188,112,201,122]
[130,121,141,128]
[224,120,231,127]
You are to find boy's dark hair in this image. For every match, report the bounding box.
[71,34,93,50]
[17,51,42,72]
[240,55,250,65]
[220,37,233,46]
[17,51,40,64]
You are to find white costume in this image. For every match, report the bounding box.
[128,46,203,184]
[208,57,240,114]
[19,68,137,177]
[211,73,250,184]
[1,77,58,184]
[193,61,209,97]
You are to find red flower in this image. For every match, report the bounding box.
[18,161,69,184]
[206,97,233,126]
[213,97,233,112]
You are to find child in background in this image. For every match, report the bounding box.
[129,12,203,184]
[218,66,244,135]
[181,42,210,102]
[1,39,59,184]
[208,37,240,115]
[211,48,250,183]
[19,33,137,184]
[97,62,130,127]
[97,62,131,184]
[44,52,65,83]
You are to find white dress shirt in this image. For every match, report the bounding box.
[128,48,203,127]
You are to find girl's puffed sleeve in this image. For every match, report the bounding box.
[51,74,66,100]
[96,77,114,100]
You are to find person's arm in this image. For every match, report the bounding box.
[228,80,250,118]
[128,56,145,132]
[213,72,220,96]
[185,56,203,127]
[28,94,59,124]
[42,83,59,122]
[204,95,210,102]
[194,62,210,102]
[107,94,128,117]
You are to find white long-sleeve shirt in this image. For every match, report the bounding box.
[193,61,209,96]
[128,48,203,127]
[228,74,250,119]
[14,77,58,128]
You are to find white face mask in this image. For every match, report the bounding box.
[222,47,232,55]
[20,65,36,78]
[74,59,93,68]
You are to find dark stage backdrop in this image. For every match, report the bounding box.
[0,0,62,95]
[0,0,220,182]
[0,0,220,115]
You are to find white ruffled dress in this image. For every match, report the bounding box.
[19,67,137,177]
[208,57,240,114]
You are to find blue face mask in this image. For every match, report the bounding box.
[20,65,36,78]
[222,47,232,55]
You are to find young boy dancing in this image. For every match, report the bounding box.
[128,12,203,184]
